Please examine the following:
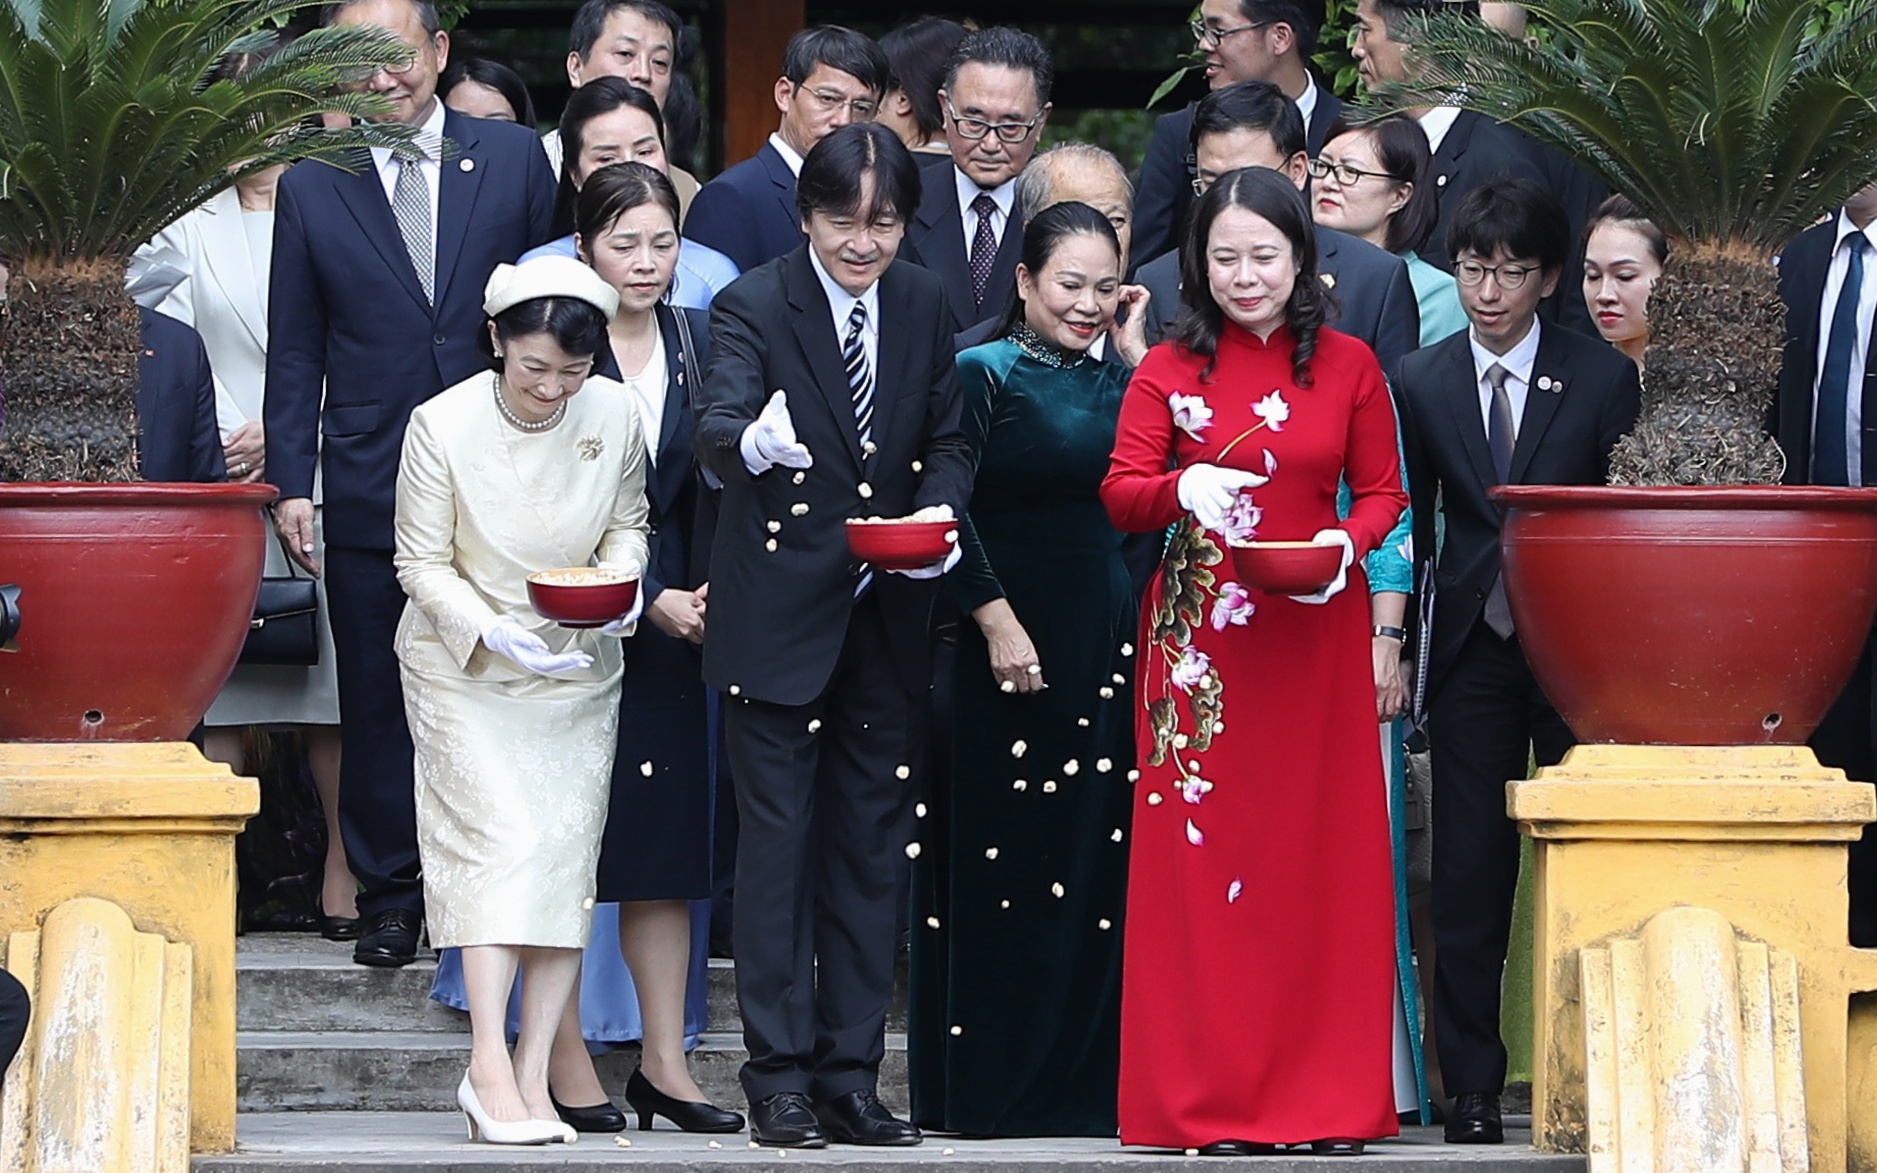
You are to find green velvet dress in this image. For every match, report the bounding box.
[909,329,1137,1137]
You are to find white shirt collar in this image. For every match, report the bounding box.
[1418,105,1463,157]
[1295,76,1318,129]
[1470,315,1542,387]
[768,132,805,177]
[371,98,446,170]
[1835,208,1877,253]
[807,247,880,335]
[955,166,1018,221]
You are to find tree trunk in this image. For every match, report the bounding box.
[0,256,143,483]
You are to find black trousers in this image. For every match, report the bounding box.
[0,967,27,1075]
[1428,620,1574,1097]
[1808,628,1877,948]
[324,545,422,919]
[726,594,919,1102]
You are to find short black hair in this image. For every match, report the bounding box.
[796,122,922,226]
[567,0,681,62]
[1446,176,1571,274]
[1235,0,1324,59]
[320,0,439,36]
[481,297,612,368]
[1326,114,1438,255]
[881,17,968,140]
[577,161,681,246]
[553,76,665,236]
[781,25,890,96]
[942,26,1054,108]
[998,200,1121,335]
[439,57,537,126]
[1190,80,1305,162]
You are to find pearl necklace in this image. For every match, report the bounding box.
[492,377,566,433]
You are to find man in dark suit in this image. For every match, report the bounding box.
[137,308,226,484]
[1132,0,1338,276]
[1135,81,1420,372]
[695,123,970,1149]
[899,27,1050,335]
[1394,178,1640,1146]
[683,27,890,277]
[1774,180,1877,949]
[265,0,557,968]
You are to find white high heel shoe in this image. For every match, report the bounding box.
[457,1075,565,1145]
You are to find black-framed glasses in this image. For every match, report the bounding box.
[1189,17,1270,47]
[795,83,879,120]
[1306,157,1406,187]
[1455,259,1540,290]
[944,97,1043,143]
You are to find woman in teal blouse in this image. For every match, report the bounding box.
[908,201,1150,1137]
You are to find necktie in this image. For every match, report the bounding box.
[392,152,434,304]
[844,301,874,598]
[968,192,999,307]
[1483,362,1517,638]
[1814,236,1867,486]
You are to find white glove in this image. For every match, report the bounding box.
[739,390,814,474]
[1289,528,1356,605]
[482,615,595,677]
[885,505,959,579]
[597,565,647,636]
[1177,463,1270,531]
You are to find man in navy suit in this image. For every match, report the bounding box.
[898,27,1051,336]
[1131,0,1339,277]
[1135,82,1420,373]
[137,308,226,484]
[264,0,556,968]
[683,26,890,277]
[1774,179,1877,950]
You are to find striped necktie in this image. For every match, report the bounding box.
[844,301,874,597]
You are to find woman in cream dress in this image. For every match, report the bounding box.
[394,255,649,1146]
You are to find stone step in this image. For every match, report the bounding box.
[236,1030,909,1115]
[194,1113,1581,1172]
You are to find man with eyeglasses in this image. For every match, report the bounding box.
[899,27,1052,335]
[265,0,558,969]
[1391,177,1639,1148]
[1134,81,1419,373]
[1131,0,1340,278]
[684,26,890,277]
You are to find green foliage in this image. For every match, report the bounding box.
[0,0,419,263]
[1369,0,1877,256]
[1313,0,1363,99]
[1043,108,1158,170]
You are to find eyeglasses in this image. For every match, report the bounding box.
[1454,259,1540,290]
[340,55,422,83]
[1306,157,1405,187]
[1189,17,1270,48]
[795,84,879,120]
[945,97,1043,143]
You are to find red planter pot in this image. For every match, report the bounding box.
[1490,485,1877,746]
[0,483,276,741]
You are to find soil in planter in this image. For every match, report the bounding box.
[0,259,142,483]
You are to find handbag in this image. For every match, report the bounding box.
[241,535,320,666]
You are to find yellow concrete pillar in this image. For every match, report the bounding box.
[0,744,257,1153]
[1512,745,1877,1173]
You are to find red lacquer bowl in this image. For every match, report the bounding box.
[1228,540,1340,595]
[526,568,640,628]
[845,518,957,570]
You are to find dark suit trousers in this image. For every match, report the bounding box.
[324,545,422,918]
[1428,619,1575,1096]
[1808,628,1877,948]
[726,593,919,1102]
[0,966,28,1074]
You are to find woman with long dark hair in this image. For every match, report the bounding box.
[1101,168,1407,1154]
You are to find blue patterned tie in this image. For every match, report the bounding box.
[1814,235,1867,485]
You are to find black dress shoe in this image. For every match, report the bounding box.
[813,1090,922,1146]
[1198,1140,1281,1155]
[1309,1139,1365,1156]
[320,915,361,941]
[351,909,422,968]
[1443,1091,1504,1145]
[624,1068,745,1132]
[750,1091,828,1148]
[551,1091,627,1133]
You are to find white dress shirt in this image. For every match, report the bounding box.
[1418,106,1463,158]
[1470,316,1543,441]
[1295,76,1319,135]
[617,326,668,466]
[370,98,446,241]
[955,166,1018,257]
[768,132,805,177]
[1812,209,1877,485]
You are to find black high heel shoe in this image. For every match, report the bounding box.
[549,1091,627,1133]
[1309,1138,1366,1156]
[624,1068,745,1133]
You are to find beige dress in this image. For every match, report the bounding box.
[392,370,651,949]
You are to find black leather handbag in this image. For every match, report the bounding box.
[241,537,319,666]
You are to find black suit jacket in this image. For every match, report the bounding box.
[683,142,805,277]
[695,248,972,704]
[1130,87,1345,276]
[1393,324,1641,695]
[136,307,225,484]
[1420,110,1547,275]
[901,165,1024,335]
[1135,224,1420,372]
[1773,218,1873,485]
[264,108,557,550]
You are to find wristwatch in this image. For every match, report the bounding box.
[1372,624,1407,641]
